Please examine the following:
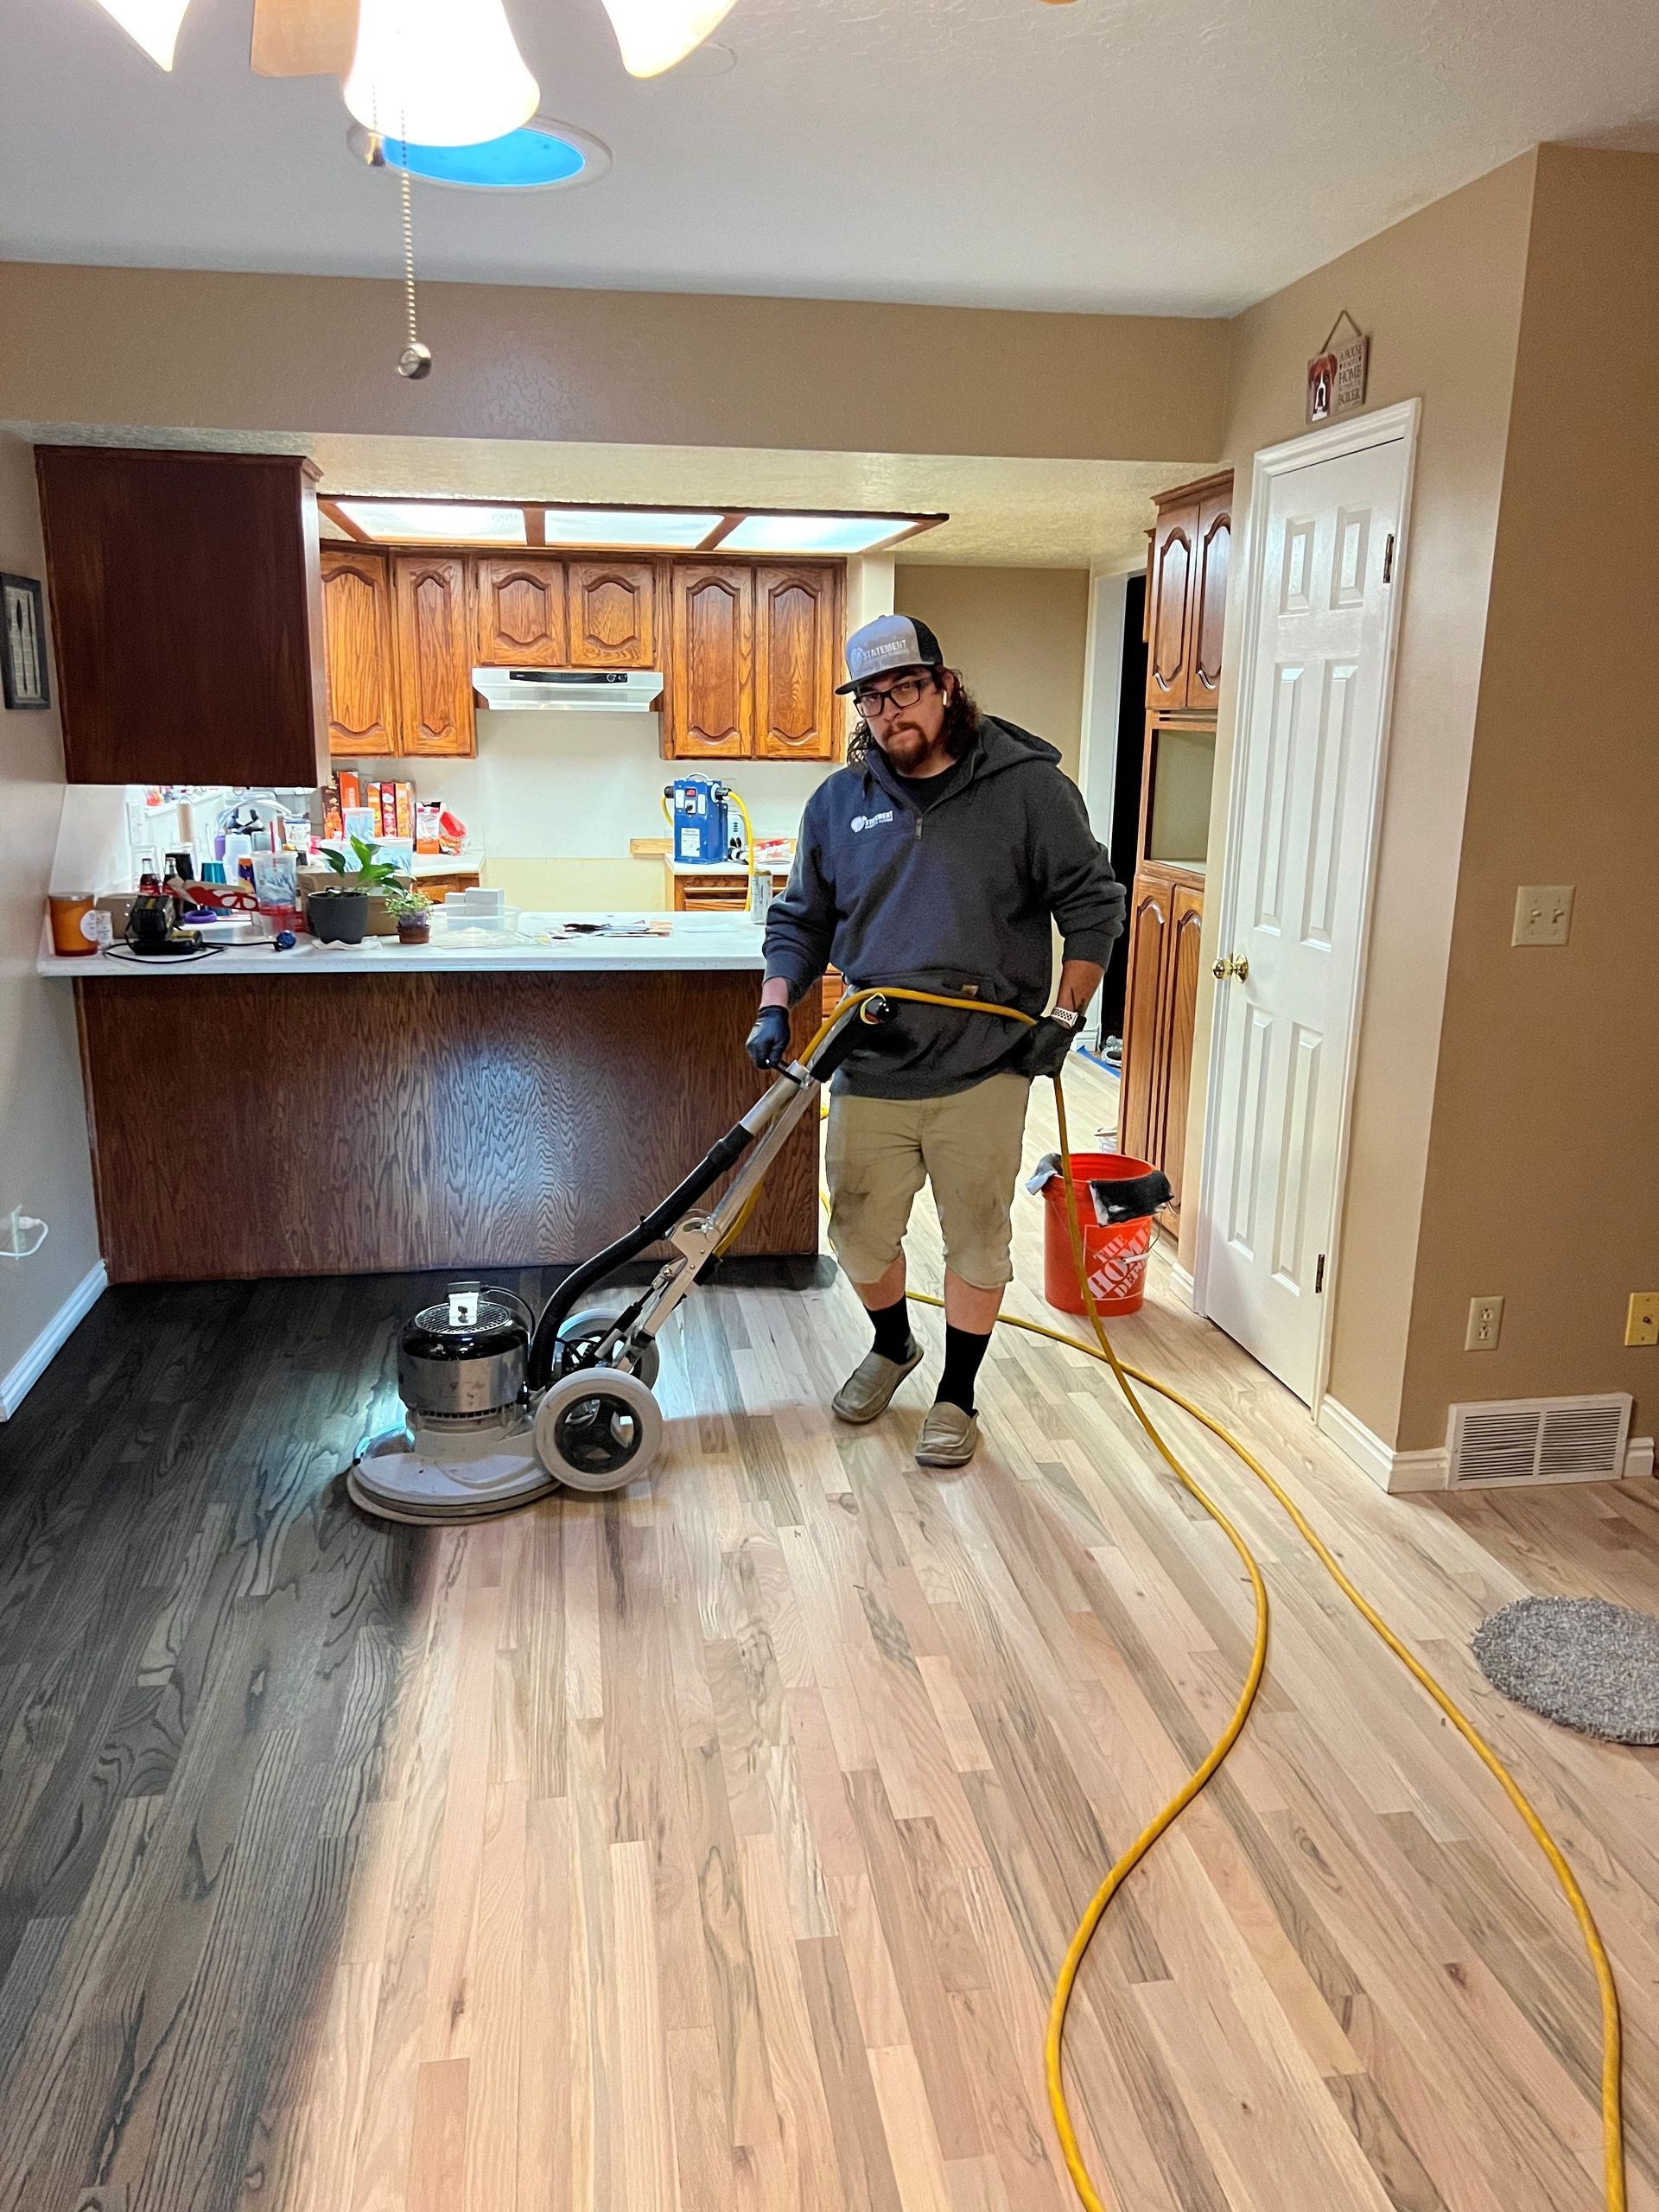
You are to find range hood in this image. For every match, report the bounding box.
[472,667,664,713]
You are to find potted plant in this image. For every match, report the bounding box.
[385,884,434,945]
[308,836,408,945]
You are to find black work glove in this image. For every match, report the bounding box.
[746,1004,792,1071]
[1011,1014,1077,1081]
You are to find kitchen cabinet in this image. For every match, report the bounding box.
[321,549,397,756]
[568,560,658,669]
[1144,470,1232,713]
[667,563,753,759]
[474,555,568,667]
[393,554,475,758]
[1118,868,1204,1210]
[1120,467,1232,1213]
[754,564,841,760]
[36,446,328,785]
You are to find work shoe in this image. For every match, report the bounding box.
[831,1340,924,1424]
[915,1402,981,1468]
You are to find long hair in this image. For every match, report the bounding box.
[846,671,981,767]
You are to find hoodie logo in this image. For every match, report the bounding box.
[850,810,893,834]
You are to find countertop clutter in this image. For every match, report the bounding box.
[40,910,772,978]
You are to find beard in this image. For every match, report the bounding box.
[878,721,934,770]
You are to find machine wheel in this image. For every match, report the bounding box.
[534,1368,664,1493]
[554,1307,661,1389]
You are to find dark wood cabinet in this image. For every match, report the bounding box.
[754,564,841,760]
[667,563,753,759]
[392,555,474,758]
[1118,868,1205,1211]
[37,447,327,785]
[568,560,658,669]
[321,549,397,756]
[474,555,567,667]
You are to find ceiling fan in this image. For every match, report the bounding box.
[93,0,741,137]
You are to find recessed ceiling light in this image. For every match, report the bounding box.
[541,509,724,549]
[346,118,611,192]
[719,514,916,555]
[337,500,526,542]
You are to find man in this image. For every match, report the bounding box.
[747,613,1125,1468]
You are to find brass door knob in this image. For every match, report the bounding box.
[1212,952,1250,982]
[1212,956,1233,980]
[1233,952,1249,982]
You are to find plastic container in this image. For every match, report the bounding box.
[1040,1151,1157,1317]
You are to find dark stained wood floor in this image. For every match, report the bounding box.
[0,1273,431,2212]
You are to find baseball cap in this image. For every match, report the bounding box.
[836,613,944,696]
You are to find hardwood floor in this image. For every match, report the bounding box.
[0,1054,1655,2212]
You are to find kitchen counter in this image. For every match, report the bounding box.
[39,912,768,980]
[64,920,815,1283]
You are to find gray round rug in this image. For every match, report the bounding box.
[1472,1597,1659,1745]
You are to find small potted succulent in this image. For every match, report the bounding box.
[308,836,408,945]
[385,884,434,945]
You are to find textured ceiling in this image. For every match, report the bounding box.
[1,420,1192,568]
[3,0,1656,312]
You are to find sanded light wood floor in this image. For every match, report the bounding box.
[0,1054,1656,2212]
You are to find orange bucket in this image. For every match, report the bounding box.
[1040,1151,1157,1316]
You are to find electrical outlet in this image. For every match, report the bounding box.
[1512,885,1574,946]
[1466,1295,1503,1351]
[1626,1293,1659,1348]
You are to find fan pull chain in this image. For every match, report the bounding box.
[396,111,432,380]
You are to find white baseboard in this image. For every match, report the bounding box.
[0,1262,107,1420]
[1318,1396,1449,1494]
[1626,1436,1655,1480]
[1166,1262,1195,1310]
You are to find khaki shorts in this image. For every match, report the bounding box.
[824,1073,1032,1290]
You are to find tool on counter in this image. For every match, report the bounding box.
[663,775,753,867]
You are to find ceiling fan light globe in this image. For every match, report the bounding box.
[92,0,194,69]
[344,0,539,147]
[598,0,738,77]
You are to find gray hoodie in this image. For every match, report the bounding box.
[764,715,1126,1097]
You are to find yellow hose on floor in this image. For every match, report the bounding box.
[798,986,1624,2212]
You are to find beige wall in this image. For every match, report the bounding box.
[0,262,1227,466]
[1179,152,1539,1446]
[0,435,103,1407]
[893,565,1091,782]
[1395,148,1659,1448]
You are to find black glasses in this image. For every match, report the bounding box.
[853,672,938,717]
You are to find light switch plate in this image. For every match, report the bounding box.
[1513,884,1574,946]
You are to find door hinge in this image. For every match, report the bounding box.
[1314,1253,1326,1294]
[1382,532,1395,583]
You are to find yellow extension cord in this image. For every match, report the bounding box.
[779,986,1626,2212]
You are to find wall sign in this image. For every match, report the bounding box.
[2,574,50,710]
[1306,311,1370,425]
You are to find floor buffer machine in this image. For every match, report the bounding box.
[346,995,899,1523]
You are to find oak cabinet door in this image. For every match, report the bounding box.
[1146,502,1198,709]
[1158,882,1206,1210]
[393,555,475,758]
[321,548,397,756]
[1189,493,1231,708]
[475,556,568,667]
[754,565,840,760]
[667,563,753,759]
[568,560,658,669]
[1117,874,1173,1165]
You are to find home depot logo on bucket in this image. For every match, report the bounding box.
[1087,1243,1149,1307]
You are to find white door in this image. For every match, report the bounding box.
[1198,413,1414,1403]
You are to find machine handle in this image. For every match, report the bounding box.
[804,994,898,1082]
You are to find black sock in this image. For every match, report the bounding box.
[936,1325,992,1415]
[867,1295,914,1363]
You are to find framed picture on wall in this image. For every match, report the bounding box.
[2,574,50,710]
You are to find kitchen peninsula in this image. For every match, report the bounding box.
[45,918,819,1282]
